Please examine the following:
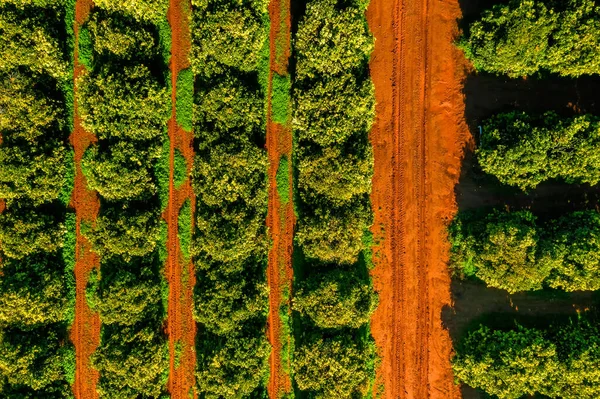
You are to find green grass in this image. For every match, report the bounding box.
[176,68,194,132]
[63,211,77,325]
[276,156,290,204]
[60,149,75,207]
[85,267,98,311]
[63,343,76,385]
[154,129,171,212]
[78,26,92,69]
[174,340,183,369]
[158,17,172,67]
[174,149,187,189]
[178,199,192,261]
[159,220,169,320]
[272,73,291,124]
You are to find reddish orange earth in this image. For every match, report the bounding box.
[71,0,101,398]
[266,0,294,396]
[165,0,197,398]
[367,0,470,398]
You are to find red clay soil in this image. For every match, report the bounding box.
[367,0,470,398]
[165,1,197,398]
[266,0,294,397]
[70,0,101,398]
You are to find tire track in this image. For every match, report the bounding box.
[165,1,196,398]
[369,0,465,397]
[266,0,293,396]
[71,1,100,398]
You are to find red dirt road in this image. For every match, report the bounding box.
[266,0,294,396]
[71,0,101,398]
[166,1,197,398]
[367,0,469,398]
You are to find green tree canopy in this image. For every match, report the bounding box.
[0,255,68,327]
[449,209,552,293]
[0,6,68,80]
[193,265,268,335]
[477,111,600,190]
[84,11,161,62]
[0,144,67,206]
[0,206,64,260]
[82,141,159,202]
[86,204,160,261]
[459,0,600,77]
[195,332,270,399]
[0,73,63,143]
[298,144,373,206]
[294,336,375,399]
[296,198,372,265]
[193,78,263,150]
[92,324,168,399]
[190,5,268,76]
[77,65,170,142]
[294,0,373,80]
[546,211,600,291]
[294,269,378,329]
[453,321,600,399]
[93,0,169,23]
[90,257,163,326]
[0,326,72,393]
[294,74,374,147]
[450,208,600,293]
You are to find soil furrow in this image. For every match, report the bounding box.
[368,0,468,397]
[70,1,100,398]
[266,0,293,396]
[165,1,196,398]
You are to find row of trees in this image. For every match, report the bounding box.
[76,3,171,397]
[455,1,600,397]
[292,0,378,397]
[453,319,600,399]
[477,111,600,190]
[449,208,600,293]
[0,0,75,397]
[459,0,600,78]
[189,0,271,396]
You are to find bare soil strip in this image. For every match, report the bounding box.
[71,0,101,398]
[367,0,469,397]
[266,0,294,396]
[166,1,196,398]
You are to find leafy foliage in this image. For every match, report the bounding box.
[291,0,377,395]
[86,204,160,261]
[459,0,600,77]
[453,320,600,399]
[195,330,270,399]
[0,6,69,81]
[0,326,73,396]
[0,255,69,327]
[92,324,169,399]
[190,4,268,76]
[546,211,600,291]
[191,0,271,394]
[450,208,600,292]
[77,65,170,142]
[294,335,375,399]
[478,111,600,190]
[271,73,290,124]
[93,0,169,23]
[80,5,170,397]
[0,1,74,397]
[294,0,373,80]
[0,206,65,260]
[294,269,378,329]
